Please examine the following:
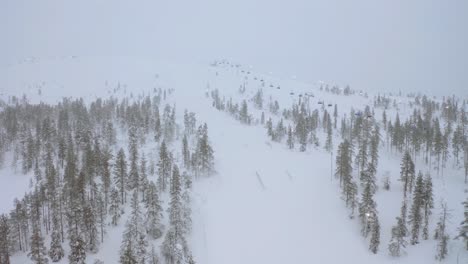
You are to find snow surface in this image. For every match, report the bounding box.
[1,56,467,263]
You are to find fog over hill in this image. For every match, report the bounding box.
[2,0,467,96]
[0,1,467,264]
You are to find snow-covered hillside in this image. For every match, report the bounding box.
[0,56,466,264]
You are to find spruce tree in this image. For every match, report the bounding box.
[382,110,387,130]
[344,177,358,218]
[452,124,464,166]
[360,162,377,193]
[333,104,338,129]
[195,124,215,175]
[388,216,407,257]
[181,173,193,235]
[400,151,415,198]
[105,121,117,146]
[109,187,122,225]
[433,119,443,173]
[169,165,183,236]
[145,182,164,239]
[0,214,11,264]
[120,241,137,264]
[456,196,468,250]
[296,114,308,152]
[48,221,64,262]
[29,205,49,264]
[287,126,294,149]
[266,118,275,141]
[422,173,434,240]
[68,234,86,264]
[369,125,380,169]
[392,113,403,151]
[434,202,450,261]
[358,179,377,237]
[400,199,408,237]
[325,119,333,152]
[154,111,162,143]
[162,104,176,143]
[182,135,191,169]
[101,148,112,209]
[271,100,280,115]
[126,191,146,245]
[161,228,187,264]
[149,246,161,264]
[409,171,424,245]
[161,228,177,264]
[136,233,148,264]
[82,203,99,253]
[121,191,148,264]
[369,215,380,254]
[355,136,368,177]
[183,110,197,136]
[157,141,172,191]
[161,166,190,262]
[335,140,352,187]
[128,126,140,193]
[253,89,263,109]
[335,140,356,216]
[139,153,149,201]
[96,190,106,244]
[187,254,196,264]
[114,148,128,203]
[464,144,468,184]
[239,100,250,124]
[441,126,450,172]
[274,119,286,142]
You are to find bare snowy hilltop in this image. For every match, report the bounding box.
[1,1,468,264]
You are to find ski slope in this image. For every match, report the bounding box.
[1,56,466,263]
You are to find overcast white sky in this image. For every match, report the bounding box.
[1,0,467,96]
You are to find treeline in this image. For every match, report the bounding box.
[333,96,467,259]
[208,85,468,259]
[0,89,215,264]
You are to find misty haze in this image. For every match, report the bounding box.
[0,1,467,264]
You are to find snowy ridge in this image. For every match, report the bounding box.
[0,56,466,263]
